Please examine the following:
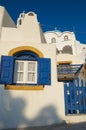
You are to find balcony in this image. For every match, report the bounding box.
[57,64,83,81]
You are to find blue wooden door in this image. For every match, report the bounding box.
[64,78,86,115]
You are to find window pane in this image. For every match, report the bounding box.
[18,62,24,71]
[27,73,35,82]
[28,62,35,71]
[27,61,37,83]
[17,72,23,81]
[14,61,24,83]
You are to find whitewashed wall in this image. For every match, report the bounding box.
[0,42,66,129]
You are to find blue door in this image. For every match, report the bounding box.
[64,78,86,115]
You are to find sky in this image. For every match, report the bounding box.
[0,0,86,44]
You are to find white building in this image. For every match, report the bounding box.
[44,29,86,58]
[0,6,86,129]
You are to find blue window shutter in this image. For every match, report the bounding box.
[1,56,14,84]
[38,58,51,85]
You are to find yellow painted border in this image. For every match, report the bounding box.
[5,85,44,90]
[6,46,44,90]
[57,61,72,65]
[8,46,44,58]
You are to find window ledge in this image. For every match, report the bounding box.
[5,85,44,90]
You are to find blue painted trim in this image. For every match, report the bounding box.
[0,56,14,84]
[14,51,38,58]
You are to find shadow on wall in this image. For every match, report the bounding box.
[0,86,65,129]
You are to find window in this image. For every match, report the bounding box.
[0,55,51,85]
[51,38,56,43]
[62,45,73,54]
[14,60,37,84]
[64,35,68,41]
[28,12,34,16]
